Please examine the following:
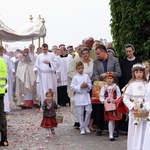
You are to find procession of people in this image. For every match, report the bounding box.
[0,38,150,150]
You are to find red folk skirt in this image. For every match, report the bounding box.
[40,116,57,129]
[104,110,122,121]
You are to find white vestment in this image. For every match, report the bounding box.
[143,83,150,150]
[29,52,37,62]
[123,80,148,150]
[34,52,58,105]
[1,54,15,112]
[57,54,73,86]
[15,59,37,106]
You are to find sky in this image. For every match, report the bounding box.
[0,0,112,50]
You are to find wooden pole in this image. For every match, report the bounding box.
[32,38,34,45]
[29,15,34,46]
[41,18,45,44]
[43,37,45,44]
[0,36,2,46]
[38,37,40,47]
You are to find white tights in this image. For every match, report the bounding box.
[108,120,115,138]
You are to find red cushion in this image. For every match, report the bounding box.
[91,97,101,103]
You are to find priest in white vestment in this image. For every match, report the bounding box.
[15,48,38,108]
[33,43,58,106]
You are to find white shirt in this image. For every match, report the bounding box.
[70,73,92,106]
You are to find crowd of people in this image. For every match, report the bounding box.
[0,37,150,150]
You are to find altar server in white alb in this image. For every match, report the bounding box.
[56,46,73,106]
[34,43,59,106]
[123,63,149,150]
[142,83,150,150]
[0,46,15,112]
[70,61,92,135]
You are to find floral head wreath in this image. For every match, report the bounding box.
[132,64,145,72]
[132,64,145,69]
[105,71,115,78]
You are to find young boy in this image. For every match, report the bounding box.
[70,61,92,135]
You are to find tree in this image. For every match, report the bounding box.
[109,0,150,60]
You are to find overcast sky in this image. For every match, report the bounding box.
[1,0,112,50]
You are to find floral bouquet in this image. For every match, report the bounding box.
[133,99,149,125]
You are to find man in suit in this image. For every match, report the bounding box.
[92,44,121,136]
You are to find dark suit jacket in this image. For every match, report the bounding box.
[92,55,121,84]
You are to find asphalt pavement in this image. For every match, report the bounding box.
[0,106,127,150]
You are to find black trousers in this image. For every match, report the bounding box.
[92,103,104,130]
[0,95,7,141]
[57,86,70,106]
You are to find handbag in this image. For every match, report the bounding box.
[104,97,116,111]
[104,86,116,111]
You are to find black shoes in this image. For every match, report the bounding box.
[73,122,80,129]
[96,129,102,136]
[0,141,9,146]
[109,137,116,141]
[113,132,119,137]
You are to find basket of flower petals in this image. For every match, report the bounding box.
[56,115,63,123]
[133,110,149,118]
[133,100,149,118]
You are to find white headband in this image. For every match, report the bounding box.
[107,49,115,55]
[125,44,135,51]
[132,64,145,69]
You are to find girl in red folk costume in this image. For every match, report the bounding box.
[40,89,60,138]
[100,72,122,141]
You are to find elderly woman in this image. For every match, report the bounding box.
[80,47,95,131]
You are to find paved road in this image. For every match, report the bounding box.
[1,106,127,150]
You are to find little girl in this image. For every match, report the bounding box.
[123,63,148,150]
[100,72,121,141]
[40,89,60,138]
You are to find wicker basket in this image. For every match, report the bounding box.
[56,115,63,123]
[133,111,149,118]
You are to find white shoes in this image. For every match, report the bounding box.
[80,128,85,135]
[85,127,91,133]
[80,127,91,135]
